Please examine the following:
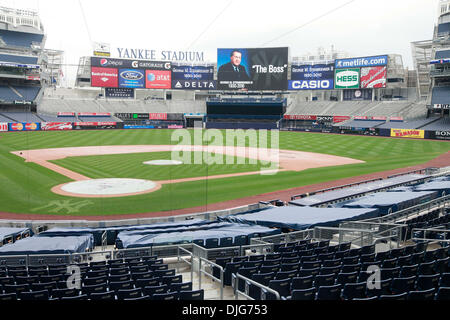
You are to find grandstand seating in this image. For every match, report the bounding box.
[421,117,450,131]
[431,86,450,106]
[1,112,42,122]
[0,85,21,102]
[0,255,198,300]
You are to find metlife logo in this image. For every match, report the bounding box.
[335,55,388,69]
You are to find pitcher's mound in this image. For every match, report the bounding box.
[53,178,160,198]
[143,160,183,165]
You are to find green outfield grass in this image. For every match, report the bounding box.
[0,129,448,216]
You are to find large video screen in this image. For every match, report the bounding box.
[217,47,288,91]
[90,57,172,89]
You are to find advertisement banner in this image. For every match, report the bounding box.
[434,130,450,140]
[289,63,334,90]
[0,122,7,132]
[124,125,155,129]
[9,122,40,131]
[434,104,450,109]
[335,55,388,69]
[333,116,351,123]
[391,129,424,139]
[168,125,183,129]
[217,47,288,91]
[390,117,404,121]
[91,67,118,87]
[335,68,360,89]
[41,122,73,131]
[371,116,387,121]
[171,65,214,80]
[149,113,167,120]
[91,57,171,70]
[119,69,145,88]
[93,42,111,57]
[145,70,171,89]
[74,122,116,126]
[360,66,387,88]
[171,80,216,90]
[105,87,134,99]
[78,113,111,116]
[58,112,75,116]
[354,116,368,120]
[284,115,317,120]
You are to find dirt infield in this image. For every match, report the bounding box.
[11,145,363,198]
[1,149,448,221]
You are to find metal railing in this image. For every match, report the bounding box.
[233,273,280,300]
[198,257,224,300]
[177,246,194,283]
[411,227,450,244]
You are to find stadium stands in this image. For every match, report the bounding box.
[0,30,43,48]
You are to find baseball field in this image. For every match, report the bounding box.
[0,129,449,217]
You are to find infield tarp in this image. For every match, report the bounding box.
[218,206,380,231]
[0,235,94,256]
[0,227,32,244]
[289,174,429,207]
[117,223,280,249]
[413,180,450,196]
[341,191,438,214]
[40,219,216,246]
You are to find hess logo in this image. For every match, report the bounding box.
[336,70,359,86]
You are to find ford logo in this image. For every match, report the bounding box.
[120,70,143,80]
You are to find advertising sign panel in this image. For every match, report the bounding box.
[145,70,171,89]
[333,116,351,123]
[91,57,171,70]
[119,69,145,88]
[41,122,73,131]
[9,123,40,131]
[171,65,214,80]
[105,87,135,98]
[289,63,334,90]
[91,67,118,87]
[0,122,7,132]
[434,130,450,140]
[171,80,216,90]
[335,55,388,69]
[217,47,288,91]
[335,68,360,89]
[149,113,167,120]
[283,115,317,120]
[390,129,424,139]
[360,66,387,88]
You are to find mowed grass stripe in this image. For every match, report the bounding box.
[0,130,448,215]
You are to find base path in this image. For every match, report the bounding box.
[11,145,363,198]
[0,151,448,221]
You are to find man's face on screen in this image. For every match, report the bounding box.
[230,51,242,66]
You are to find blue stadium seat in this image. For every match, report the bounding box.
[418,261,437,275]
[248,273,275,299]
[416,274,440,290]
[400,264,419,278]
[117,288,142,300]
[279,262,299,272]
[19,290,49,300]
[82,283,108,296]
[366,279,392,297]
[259,265,280,274]
[390,276,416,294]
[61,294,88,300]
[83,275,108,286]
[301,260,321,269]
[381,258,397,269]
[338,242,352,251]
[322,259,342,268]
[15,275,38,285]
[161,274,182,286]
[380,267,400,280]
[290,287,316,300]
[275,270,297,280]
[0,293,17,300]
[336,272,358,286]
[108,274,131,283]
[407,288,436,300]
[341,282,367,300]
[143,284,169,297]
[178,289,204,300]
[319,266,341,276]
[435,257,450,274]
[439,273,450,287]
[316,284,342,300]
[89,291,115,300]
[3,283,29,294]
[151,292,177,300]
[109,280,134,292]
[291,276,314,291]
[341,264,361,274]
[435,286,450,300]
[298,267,320,278]
[267,278,291,299]
[379,292,408,300]
[51,288,80,299]
[170,282,193,293]
[314,274,336,288]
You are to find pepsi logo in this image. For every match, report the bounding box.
[100,59,108,66]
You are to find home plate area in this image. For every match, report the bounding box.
[54,178,160,198]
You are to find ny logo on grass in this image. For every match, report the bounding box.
[170,127,280,175]
[32,200,94,214]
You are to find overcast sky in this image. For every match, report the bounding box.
[0,0,440,86]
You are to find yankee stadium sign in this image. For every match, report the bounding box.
[116,48,205,62]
